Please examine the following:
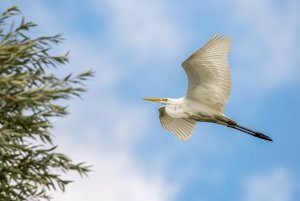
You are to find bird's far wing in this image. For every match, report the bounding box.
[159,107,196,141]
[182,34,231,112]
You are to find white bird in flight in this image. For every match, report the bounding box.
[144,34,272,142]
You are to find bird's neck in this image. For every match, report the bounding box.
[164,97,189,118]
[166,97,184,105]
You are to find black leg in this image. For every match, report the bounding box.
[214,116,273,142]
[233,124,273,142]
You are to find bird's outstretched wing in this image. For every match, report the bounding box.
[159,107,196,141]
[182,34,231,112]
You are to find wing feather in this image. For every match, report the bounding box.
[159,107,196,141]
[182,34,231,112]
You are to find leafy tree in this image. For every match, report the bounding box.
[0,6,92,200]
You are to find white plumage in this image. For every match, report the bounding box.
[159,106,196,141]
[183,35,231,112]
[144,34,272,142]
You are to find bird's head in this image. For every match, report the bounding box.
[143,97,170,105]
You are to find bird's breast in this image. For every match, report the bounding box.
[164,104,190,119]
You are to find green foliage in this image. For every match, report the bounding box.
[0,6,92,200]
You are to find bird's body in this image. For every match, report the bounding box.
[144,34,272,142]
[161,98,221,122]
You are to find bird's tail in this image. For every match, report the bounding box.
[216,116,273,142]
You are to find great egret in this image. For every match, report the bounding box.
[144,34,272,142]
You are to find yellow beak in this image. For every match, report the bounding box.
[143,98,164,102]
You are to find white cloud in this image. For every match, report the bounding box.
[90,0,184,62]
[52,136,176,201]
[241,168,295,201]
[230,0,300,94]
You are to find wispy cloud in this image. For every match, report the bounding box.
[89,0,184,62]
[241,168,295,201]
[52,136,177,201]
[230,0,300,95]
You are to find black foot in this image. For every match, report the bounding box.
[254,132,273,141]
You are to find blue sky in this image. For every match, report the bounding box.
[2,0,300,200]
